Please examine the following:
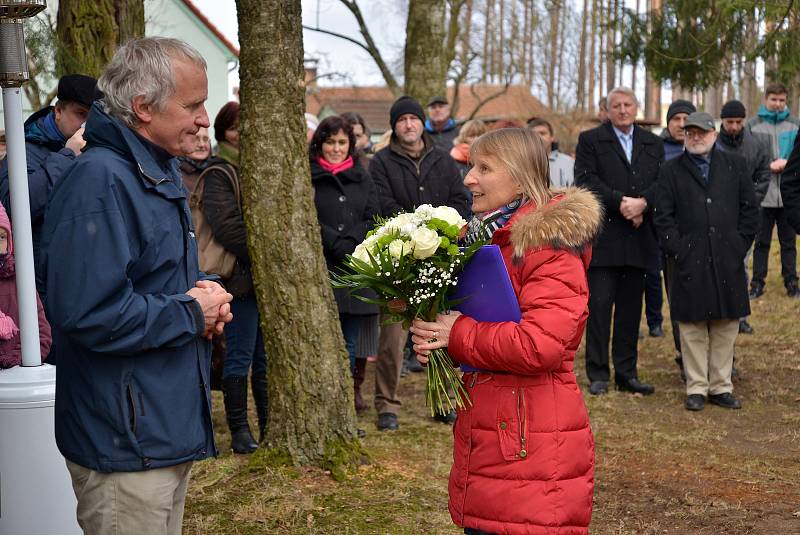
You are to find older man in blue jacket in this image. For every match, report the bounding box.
[39,38,232,535]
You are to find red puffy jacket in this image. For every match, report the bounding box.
[448,188,603,535]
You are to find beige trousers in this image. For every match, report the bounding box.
[374,316,408,414]
[66,459,192,535]
[678,319,739,396]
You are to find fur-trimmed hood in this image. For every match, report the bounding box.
[509,187,604,258]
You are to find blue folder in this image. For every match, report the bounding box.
[450,245,521,372]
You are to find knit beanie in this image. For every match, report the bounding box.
[389,96,425,130]
[666,99,696,123]
[720,100,747,119]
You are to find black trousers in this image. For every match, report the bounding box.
[752,207,798,287]
[661,254,682,355]
[644,261,664,329]
[585,266,645,383]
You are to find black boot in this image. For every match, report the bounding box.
[251,372,268,444]
[222,376,258,454]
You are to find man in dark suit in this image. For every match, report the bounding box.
[575,87,664,396]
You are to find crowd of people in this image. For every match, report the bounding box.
[1,34,799,535]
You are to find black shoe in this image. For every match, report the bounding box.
[738,319,754,335]
[356,428,367,438]
[749,282,764,299]
[433,409,457,424]
[787,281,800,298]
[615,377,655,395]
[708,392,742,409]
[588,380,608,395]
[684,394,705,411]
[222,376,259,454]
[648,325,665,337]
[675,354,686,383]
[376,412,399,431]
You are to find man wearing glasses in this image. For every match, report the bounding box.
[653,112,759,412]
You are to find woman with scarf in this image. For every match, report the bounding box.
[200,102,267,454]
[178,126,211,193]
[0,202,51,368]
[309,115,379,415]
[410,129,601,535]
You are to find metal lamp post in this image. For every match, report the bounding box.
[0,3,82,533]
[1,0,45,367]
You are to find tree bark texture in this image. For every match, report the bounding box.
[404,0,450,105]
[235,0,361,471]
[577,0,589,111]
[56,0,144,78]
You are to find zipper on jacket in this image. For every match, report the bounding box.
[127,384,138,434]
[517,388,527,459]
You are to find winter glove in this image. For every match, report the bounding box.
[0,310,19,340]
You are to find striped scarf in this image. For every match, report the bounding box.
[463,198,525,245]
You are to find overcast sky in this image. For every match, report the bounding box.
[190,0,405,87]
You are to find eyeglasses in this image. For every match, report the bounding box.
[684,129,713,139]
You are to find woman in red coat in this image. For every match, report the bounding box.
[411,128,602,535]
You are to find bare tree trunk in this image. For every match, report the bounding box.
[235,0,363,476]
[522,0,531,84]
[56,0,145,78]
[555,1,568,111]
[497,0,505,81]
[598,0,605,99]
[644,0,661,122]
[405,0,450,104]
[577,0,589,112]
[547,0,561,109]
[588,0,597,112]
[605,0,615,91]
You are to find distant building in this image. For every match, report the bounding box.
[305,84,549,137]
[0,0,238,140]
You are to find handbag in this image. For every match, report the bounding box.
[189,162,241,279]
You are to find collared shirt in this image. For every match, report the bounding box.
[613,125,634,162]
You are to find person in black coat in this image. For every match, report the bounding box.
[309,115,380,414]
[575,87,664,396]
[654,112,759,411]
[368,96,470,431]
[201,101,265,454]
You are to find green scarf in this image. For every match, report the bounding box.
[217,141,239,166]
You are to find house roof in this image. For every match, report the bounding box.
[179,0,239,58]
[306,84,548,133]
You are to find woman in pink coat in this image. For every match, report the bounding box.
[0,202,51,368]
[411,128,602,535]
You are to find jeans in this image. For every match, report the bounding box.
[222,294,267,378]
[339,313,362,375]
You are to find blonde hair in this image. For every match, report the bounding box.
[453,119,488,145]
[470,128,554,209]
[373,130,392,152]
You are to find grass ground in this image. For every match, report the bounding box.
[184,245,800,534]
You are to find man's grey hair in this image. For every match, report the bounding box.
[98,37,207,127]
[607,86,638,106]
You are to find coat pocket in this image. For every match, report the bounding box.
[495,387,528,462]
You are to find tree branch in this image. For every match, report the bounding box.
[337,0,401,95]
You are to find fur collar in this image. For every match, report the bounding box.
[510,187,604,258]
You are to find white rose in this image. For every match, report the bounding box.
[410,227,441,259]
[431,206,467,228]
[388,239,412,259]
[385,212,415,232]
[352,244,371,263]
[415,204,434,218]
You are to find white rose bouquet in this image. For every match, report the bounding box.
[332,204,484,416]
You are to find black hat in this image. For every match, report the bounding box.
[57,74,102,108]
[390,96,425,130]
[666,99,696,123]
[684,111,716,131]
[720,100,747,119]
[426,95,448,107]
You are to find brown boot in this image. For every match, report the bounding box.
[353,358,368,413]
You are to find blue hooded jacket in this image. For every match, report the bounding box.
[0,107,77,279]
[40,102,216,472]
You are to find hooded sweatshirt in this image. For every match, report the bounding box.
[0,203,51,368]
[746,105,800,207]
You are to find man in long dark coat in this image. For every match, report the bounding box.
[654,112,759,411]
[575,86,664,396]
